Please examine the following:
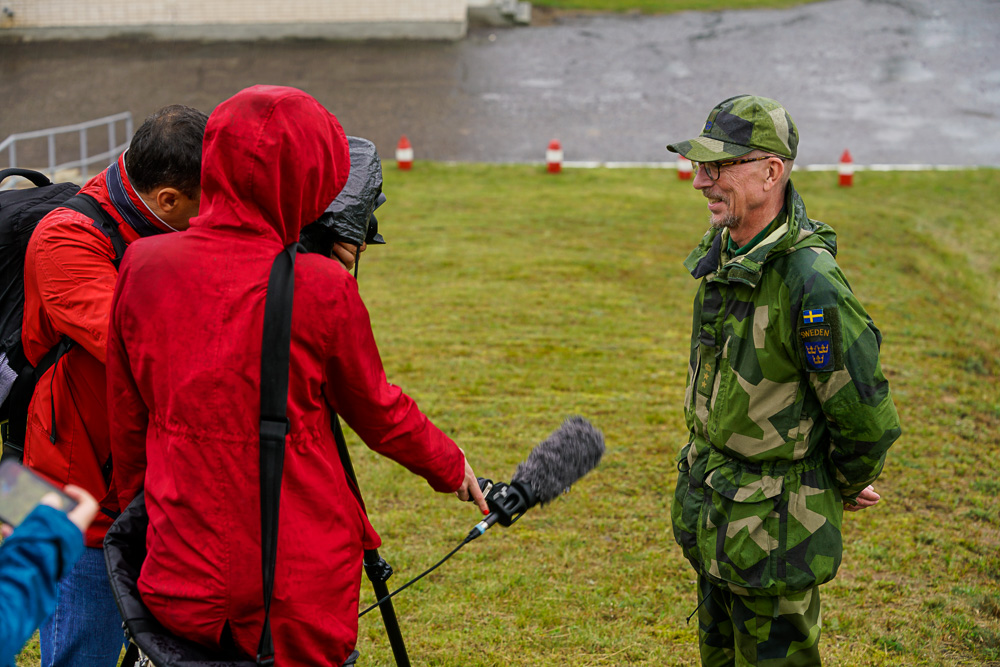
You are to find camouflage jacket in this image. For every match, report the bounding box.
[671,182,900,596]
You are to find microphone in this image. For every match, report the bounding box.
[358,416,605,618]
[467,416,605,541]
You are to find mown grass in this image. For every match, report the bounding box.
[347,164,1000,666]
[531,0,826,15]
[15,165,1000,666]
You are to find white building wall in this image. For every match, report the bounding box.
[0,0,470,40]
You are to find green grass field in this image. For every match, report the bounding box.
[344,164,999,666]
[15,164,1000,666]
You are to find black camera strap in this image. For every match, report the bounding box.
[256,242,299,667]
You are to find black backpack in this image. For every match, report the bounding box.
[0,167,126,463]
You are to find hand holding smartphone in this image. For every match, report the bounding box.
[0,459,79,529]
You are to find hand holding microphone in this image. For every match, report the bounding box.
[455,449,489,514]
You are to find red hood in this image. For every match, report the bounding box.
[196,85,350,245]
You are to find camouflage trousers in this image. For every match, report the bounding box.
[697,575,822,666]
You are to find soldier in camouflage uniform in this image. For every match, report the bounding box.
[666,95,901,666]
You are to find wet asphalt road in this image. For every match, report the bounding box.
[1,0,998,167]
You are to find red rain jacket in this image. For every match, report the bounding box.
[22,155,152,548]
[107,85,465,665]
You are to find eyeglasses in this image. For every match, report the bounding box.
[692,155,780,181]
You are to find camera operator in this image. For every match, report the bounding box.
[106,85,487,667]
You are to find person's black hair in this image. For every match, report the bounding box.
[125,104,207,198]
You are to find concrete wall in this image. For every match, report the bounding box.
[0,0,470,40]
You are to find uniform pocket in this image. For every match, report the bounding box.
[699,450,845,595]
[698,459,784,593]
[779,460,844,591]
[671,443,699,556]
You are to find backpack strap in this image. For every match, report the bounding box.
[59,193,128,268]
[256,242,300,667]
[0,335,73,461]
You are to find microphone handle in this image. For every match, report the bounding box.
[467,479,535,540]
[468,511,500,540]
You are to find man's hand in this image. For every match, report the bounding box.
[844,485,880,512]
[59,484,100,534]
[455,451,489,515]
[331,241,367,272]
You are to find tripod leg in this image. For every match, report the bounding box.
[332,416,411,667]
[364,550,410,667]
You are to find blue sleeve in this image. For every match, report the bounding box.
[0,505,83,665]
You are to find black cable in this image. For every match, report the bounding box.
[358,533,476,619]
[686,589,711,624]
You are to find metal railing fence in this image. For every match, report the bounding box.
[0,112,133,190]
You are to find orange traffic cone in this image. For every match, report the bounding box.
[546,139,563,174]
[677,154,693,180]
[838,149,854,187]
[396,135,413,171]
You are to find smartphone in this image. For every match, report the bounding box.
[0,459,77,528]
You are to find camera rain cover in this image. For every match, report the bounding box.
[301,136,383,252]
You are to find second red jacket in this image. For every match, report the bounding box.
[22,156,152,548]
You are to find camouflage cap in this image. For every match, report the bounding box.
[667,95,798,162]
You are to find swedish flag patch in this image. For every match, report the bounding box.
[802,308,824,324]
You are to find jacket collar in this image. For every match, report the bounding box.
[106,153,173,237]
[683,181,834,286]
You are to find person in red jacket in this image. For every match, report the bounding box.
[106,85,489,667]
[21,104,208,667]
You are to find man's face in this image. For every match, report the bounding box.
[169,191,201,231]
[691,156,770,232]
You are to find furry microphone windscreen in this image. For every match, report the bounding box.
[511,416,605,505]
